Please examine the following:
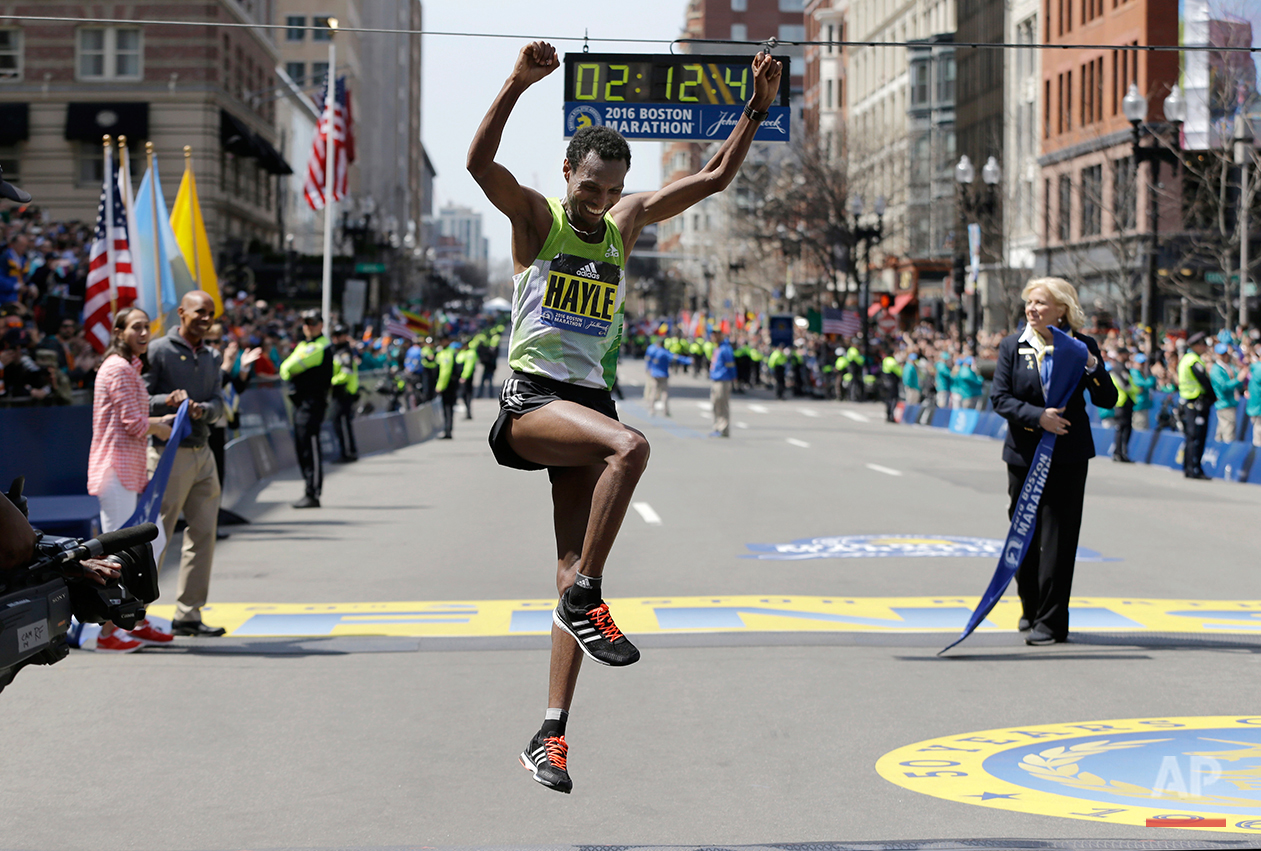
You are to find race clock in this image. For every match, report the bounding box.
[562,52,791,143]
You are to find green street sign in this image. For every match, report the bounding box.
[1205,271,1240,284]
[354,262,387,274]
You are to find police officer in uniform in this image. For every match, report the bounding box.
[434,336,458,439]
[281,309,334,507]
[330,323,360,462]
[1106,349,1134,463]
[1178,331,1215,479]
[881,350,902,422]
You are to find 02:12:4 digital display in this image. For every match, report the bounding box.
[565,55,789,107]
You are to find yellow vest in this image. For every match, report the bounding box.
[1178,351,1204,401]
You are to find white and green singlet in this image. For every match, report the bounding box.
[507,197,626,391]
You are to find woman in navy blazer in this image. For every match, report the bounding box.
[990,277,1117,645]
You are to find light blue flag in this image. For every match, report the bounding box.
[133,160,179,333]
[124,399,193,561]
[939,326,1088,655]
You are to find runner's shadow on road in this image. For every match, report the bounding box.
[163,637,420,657]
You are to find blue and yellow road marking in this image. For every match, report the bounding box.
[878,716,1261,833]
[144,596,1261,639]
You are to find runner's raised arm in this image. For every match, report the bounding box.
[466,41,558,269]
[611,51,782,246]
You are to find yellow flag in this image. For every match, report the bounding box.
[170,156,222,316]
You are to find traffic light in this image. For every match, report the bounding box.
[952,254,966,296]
[879,293,892,310]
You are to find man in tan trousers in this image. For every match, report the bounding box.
[145,291,227,636]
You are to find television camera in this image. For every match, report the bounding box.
[1,477,160,694]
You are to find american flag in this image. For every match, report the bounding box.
[823,307,862,338]
[303,76,355,210]
[84,147,137,353]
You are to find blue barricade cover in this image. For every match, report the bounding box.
[930,407,952,428]
[994,418,1009,441]
[1091,425,1115,458]
[1127,429,1154,464]
[1150,431,1186,469]
[1207,407,1218,443]
[0,405,94,496]
[1203,440,1252,481]
[901,403,922,425]
[975,412,1004,437]
[1085,403,1102,425]
[948,408,979,434]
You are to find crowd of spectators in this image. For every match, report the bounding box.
[623,312,1261,445]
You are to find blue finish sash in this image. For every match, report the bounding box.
[123,400,192,558]
[940,326,1088,654]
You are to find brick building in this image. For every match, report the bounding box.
[0,1,291,254]
[1036,0,1180,320]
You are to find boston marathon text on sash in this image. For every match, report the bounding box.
[541,269,617,338]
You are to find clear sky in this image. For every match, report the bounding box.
[420,0,691,267]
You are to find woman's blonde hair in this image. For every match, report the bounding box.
[1021,277,1086,331]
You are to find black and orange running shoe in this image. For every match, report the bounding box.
[553,589,641,667]
[520,730,573,794]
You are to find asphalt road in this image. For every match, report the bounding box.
[3,359,1260,851]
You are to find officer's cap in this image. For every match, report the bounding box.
[1187,331,1208,347]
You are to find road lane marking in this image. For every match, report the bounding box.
[865,463,903,477]
[841,411,870,422]
[799,408,820,418]
[786,438,811,448]
[735,421,749,429]
[697,401,713,411]
[748,404,770,414]
[632,502,663,525]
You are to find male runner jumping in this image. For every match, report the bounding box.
[468,40,781,794]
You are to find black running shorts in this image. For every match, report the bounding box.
[488,371,619,473]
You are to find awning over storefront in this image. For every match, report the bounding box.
[888,291,915,315]
[0,104,29,145]
[220,110,293,175]
[65,102,148,142]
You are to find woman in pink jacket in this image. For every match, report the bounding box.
[87,307,174,652]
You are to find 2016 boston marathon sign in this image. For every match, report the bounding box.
[878,717,1261,833]
[562,53,791,143]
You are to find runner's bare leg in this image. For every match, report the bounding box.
[505,401,649,708]
[546,463,600,710]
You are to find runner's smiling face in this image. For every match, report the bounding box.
[562,151,627,235]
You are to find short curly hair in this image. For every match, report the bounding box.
[566,126,631,170]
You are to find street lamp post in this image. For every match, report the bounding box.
[953,154,1001,353]
[1236,112,1253,331]
[849,194,885,371]
[1123,82,1184,358]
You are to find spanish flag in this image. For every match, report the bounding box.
[399,308,431,335]
[170,148,223,316]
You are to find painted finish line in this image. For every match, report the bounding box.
[144,597,1261,639]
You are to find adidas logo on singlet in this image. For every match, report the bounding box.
[575,262,600,279]
[604,245,619,260]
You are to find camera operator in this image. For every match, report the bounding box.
[145,291,227,637]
